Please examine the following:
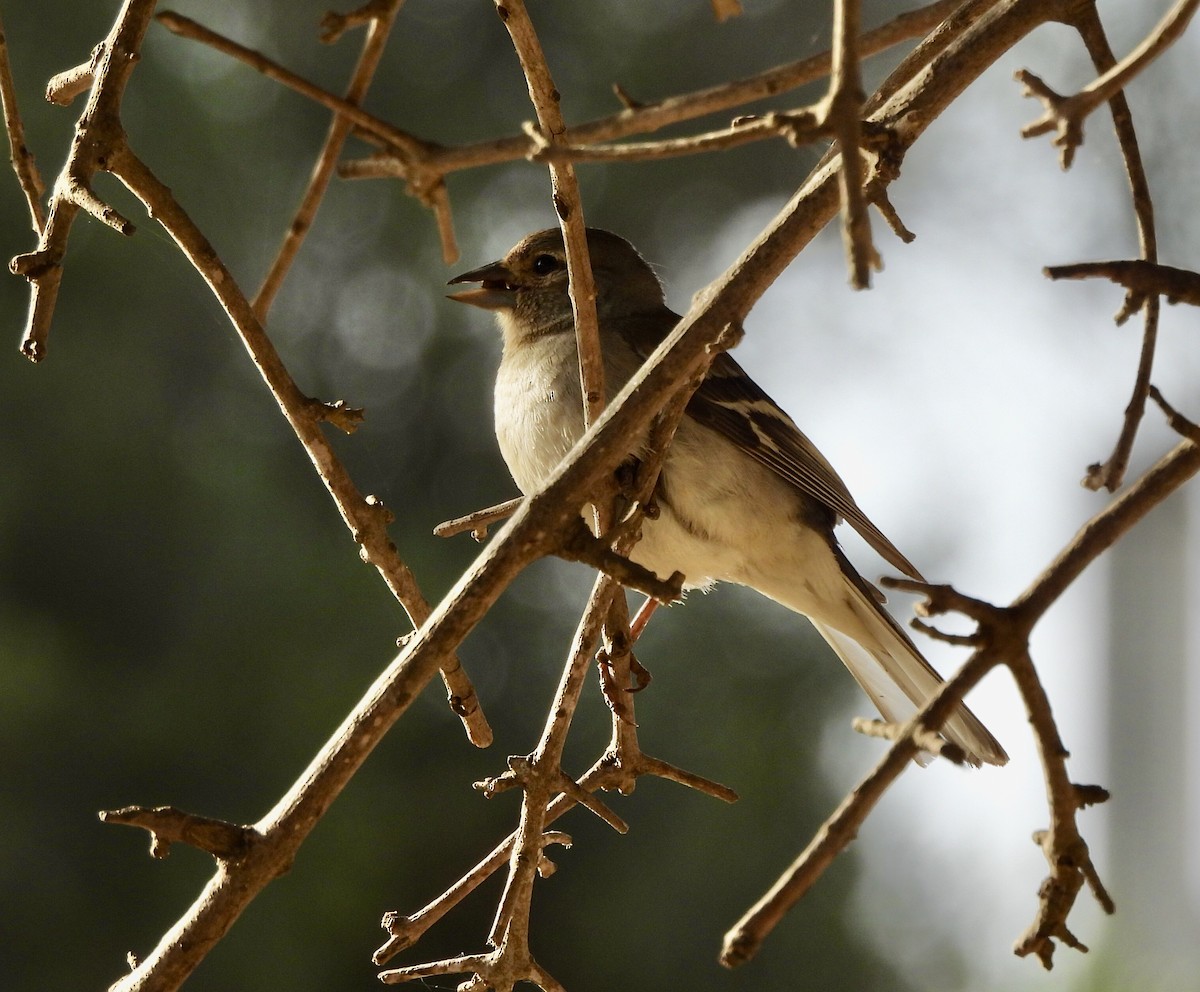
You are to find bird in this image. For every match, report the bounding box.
[447,227,1007,767]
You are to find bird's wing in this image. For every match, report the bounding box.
[615,311,924,581]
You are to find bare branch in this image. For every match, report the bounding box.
[166,1,964,200]
[466,573,620,990]
[374,684,737,969]
[99,806,255,861]
[252,0,411,320]
[11,0,157,363]
[823,0,881,287]
[1150,386,1200,443]
[0,12,46,232]
[495,0,604,436]
[154,11,430,160]
[104,145,492,753]
[434,497,524,540]
[1018,0,1199,168]
[851,716,967,765]
[1046,259,1200,313]
[1008,647,1114,969]
[1017,436,1200,620]
[1066,4,1161,493]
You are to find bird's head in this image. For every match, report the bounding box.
[447,227,665,342]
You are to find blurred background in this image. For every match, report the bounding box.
[2,1,1197,990]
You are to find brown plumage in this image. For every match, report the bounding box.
[449,227,1007,767]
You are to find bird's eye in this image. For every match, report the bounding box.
[531,253,562,275]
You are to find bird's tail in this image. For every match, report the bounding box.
[761,556,1008,767]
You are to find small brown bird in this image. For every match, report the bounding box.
[449,227,1007,766]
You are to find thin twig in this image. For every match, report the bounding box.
[851,716,966,764]
[472,575,619,991]
[824,0,881,288]
[1067,3,1161,493]
[11,0,156,363]
[1046,259,1200,313]
[434,496,524,540]
[163,1,963,202]
[496,0,604,436]
[98,805,255,860]
[557,519,683,603]
[1018,0,1199,168]
[530,109,828,162]
[1149,386,1200,443]
[374,720,736,967]
[0,12,46,232]
[252,0,409,321]
[154,11,430,162]
[1008,648,1114,968]
[1013,435,1200,621]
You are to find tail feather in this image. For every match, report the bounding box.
[761,556,1008,767]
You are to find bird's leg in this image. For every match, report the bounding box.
[629,595,659,644]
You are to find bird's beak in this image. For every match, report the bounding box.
[446,260,519,311]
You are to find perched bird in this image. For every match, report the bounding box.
[448,227,1007,766]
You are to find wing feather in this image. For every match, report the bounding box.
[613,310,924,581]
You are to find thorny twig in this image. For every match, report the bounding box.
[374,740,736,967]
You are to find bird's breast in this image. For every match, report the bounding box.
[494,334,586,494]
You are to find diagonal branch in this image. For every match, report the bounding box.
[725,426,1200,967]
[104,145,491,750]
